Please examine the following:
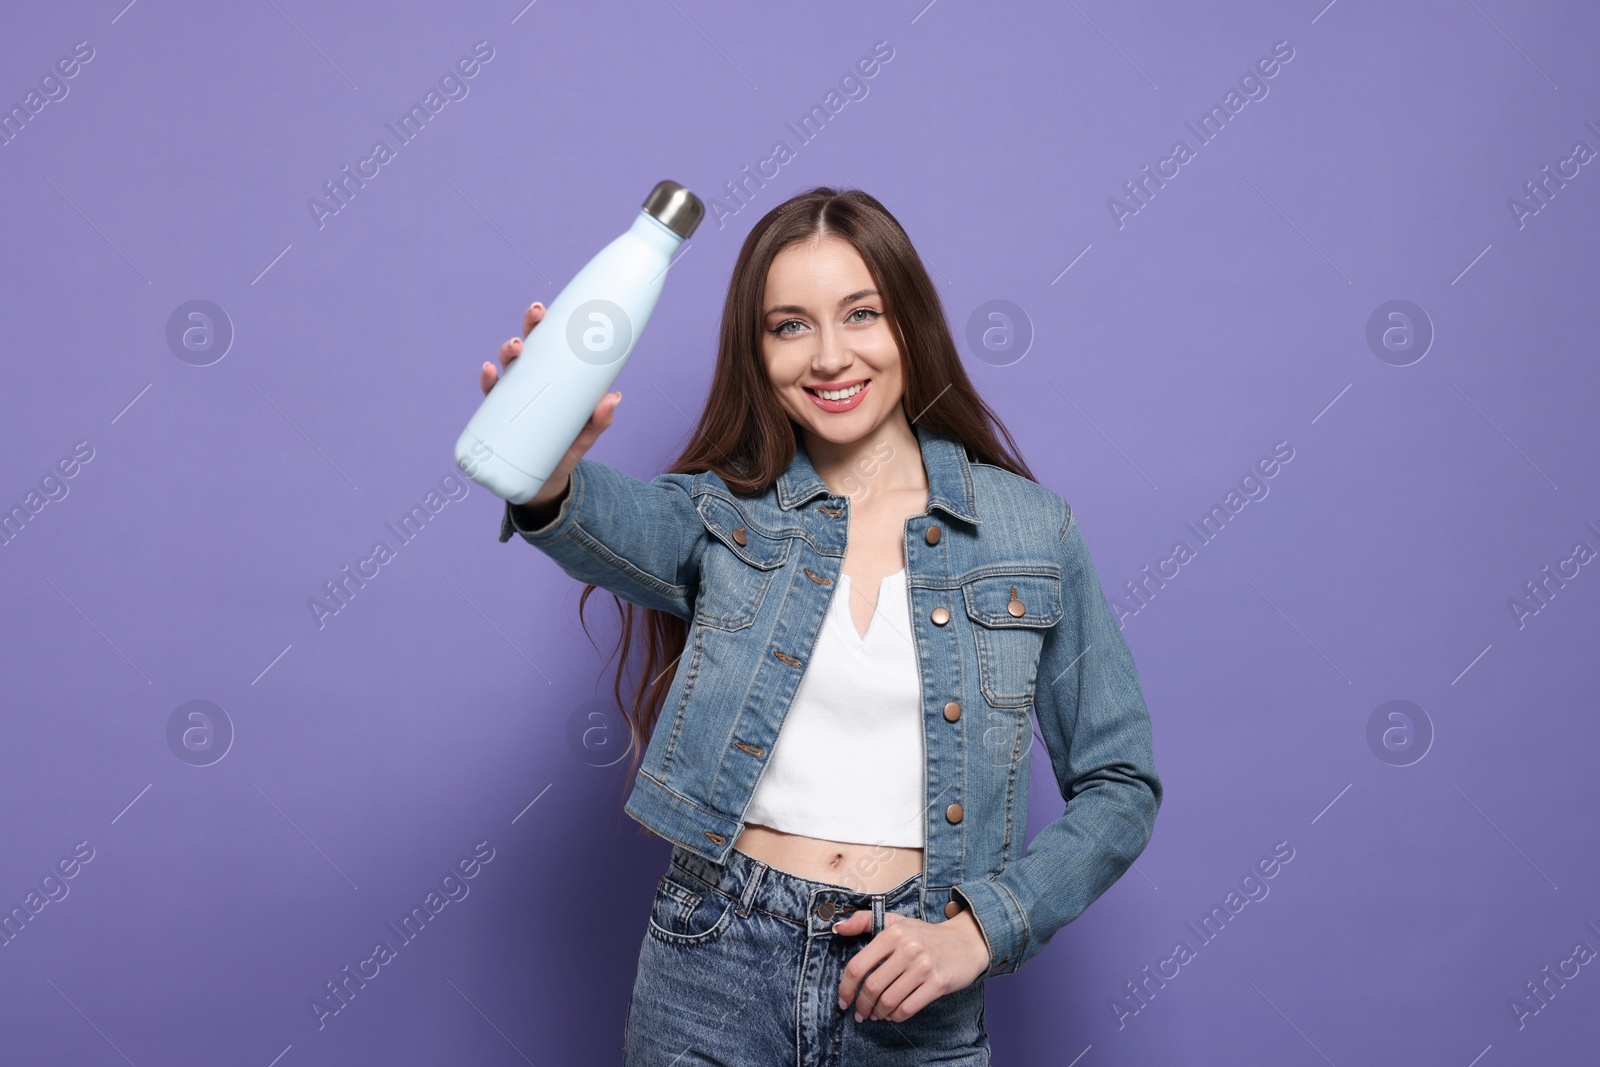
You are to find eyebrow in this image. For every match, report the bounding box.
[764,288,879,317]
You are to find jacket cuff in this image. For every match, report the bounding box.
[951,876,1029,977]
[498,469,580,544]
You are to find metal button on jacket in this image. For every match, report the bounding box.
[1007,587,1026,617]
[943,701,962,722]
[946,803,964,824]
[925,525,942,545]
[732,526,747,546]
[931,605,951,625]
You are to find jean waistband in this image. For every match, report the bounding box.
[668,843,926,936]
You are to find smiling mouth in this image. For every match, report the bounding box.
[804,380,869,401]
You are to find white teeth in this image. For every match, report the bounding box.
[813,382,865,401]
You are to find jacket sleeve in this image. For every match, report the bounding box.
[952,498,1162,977]
[497,457,708,622]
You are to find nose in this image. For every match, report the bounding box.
[812,321,853,376]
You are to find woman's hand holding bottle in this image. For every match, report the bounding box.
[480,300,622,525]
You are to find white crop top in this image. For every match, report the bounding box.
[742,567,926,848]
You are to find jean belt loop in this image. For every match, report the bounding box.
[736,857,765,918]
[872,895,886,936]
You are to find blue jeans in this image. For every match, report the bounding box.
[623,843,990,1065]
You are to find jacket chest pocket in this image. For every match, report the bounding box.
[693,494,793,632]
[961,570,1064,708]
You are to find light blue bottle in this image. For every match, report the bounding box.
[454,180,704,504]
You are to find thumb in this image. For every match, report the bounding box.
[831,908,872,936]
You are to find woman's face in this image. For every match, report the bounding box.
[759,235,904,448]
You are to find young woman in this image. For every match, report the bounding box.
[478,187,1161,1064]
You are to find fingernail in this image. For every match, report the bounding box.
[838,997,847,1010]
[614,391,622,402]
[854,1011,864,1023]
[532,301,544,310]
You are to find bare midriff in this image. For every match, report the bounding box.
[734,823,923,893]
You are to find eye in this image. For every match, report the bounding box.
[771,319,804,337]
[848,308,881,324]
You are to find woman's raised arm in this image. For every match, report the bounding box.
[480,302,707,620]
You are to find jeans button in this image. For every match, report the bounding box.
[818,900,836,921]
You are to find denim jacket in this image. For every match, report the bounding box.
[498,422,1161,977]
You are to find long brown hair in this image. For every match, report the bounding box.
[578,186,1038,813]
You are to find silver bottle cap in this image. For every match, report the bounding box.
[642,180,704,239]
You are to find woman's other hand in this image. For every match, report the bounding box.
[832,907,991,1023]
[480,300,622,511]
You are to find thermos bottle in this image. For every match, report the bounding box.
[454,179,704,504]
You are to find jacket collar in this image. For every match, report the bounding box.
[775,422,982,526]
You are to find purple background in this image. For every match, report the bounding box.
[3,0,1598,1062]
